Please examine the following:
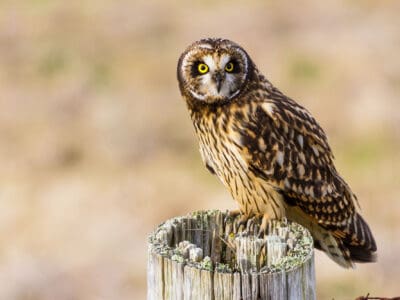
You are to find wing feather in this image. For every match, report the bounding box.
[239,89,357,230]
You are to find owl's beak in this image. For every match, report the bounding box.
[213,73,224,92]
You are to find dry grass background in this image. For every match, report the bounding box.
[0,0,399,299]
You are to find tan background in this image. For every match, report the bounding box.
[0,0,399,299]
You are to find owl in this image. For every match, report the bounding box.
[177,38,377,268]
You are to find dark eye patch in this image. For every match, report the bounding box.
[191,61,204,77]
[227,59,241,73]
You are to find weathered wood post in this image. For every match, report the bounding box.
[147,210,315,300]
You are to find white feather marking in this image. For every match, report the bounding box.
[189,89,207,100]
[304,186,310,195]
[276,151,284,167]
[284,178,290,189]
[228,88,241,99]
[309,186,315,198]
[197,43,213,49]
[261,102,275,117]
[327,185,333,193]
[297,135,304,148]
[203,55,216,72]
[219,54,231,68]
[312,145,319,157]
[181,49,195,71]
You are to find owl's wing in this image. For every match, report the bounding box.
[238,89,376,266]
[241,89,357,230]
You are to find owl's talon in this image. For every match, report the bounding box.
[237,213,253,227]
[224,209,241,224]
[231,213,253,232]
[258,213,270,237]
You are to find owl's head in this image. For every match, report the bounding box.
[177,38,253,105]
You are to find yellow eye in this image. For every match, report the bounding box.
[225,62,234,72]
[198,63,209,74]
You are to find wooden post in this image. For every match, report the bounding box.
[147,210,315,300]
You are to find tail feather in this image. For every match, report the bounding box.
[342,213,377,262]
[287,207,377,268]
[347,244,377,263]
[315,213,377,267]
[312,228,355,268]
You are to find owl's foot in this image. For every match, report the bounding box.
[226,209,241,218]
[225,210,254,230]
[258,213,271,237]
[234,213,254,233]
[224,209,240,224]
[224,209,251,223]
[237,213,253,227]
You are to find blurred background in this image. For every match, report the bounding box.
[0,0,399,299]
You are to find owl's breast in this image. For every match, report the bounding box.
[193,116,285,218]
[197,127,245,181]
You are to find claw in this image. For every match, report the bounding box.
[224,209,241,224]
[258,213,270,237]
[232,212,253,233]
[237,214,251,226]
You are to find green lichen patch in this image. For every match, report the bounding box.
[148,210,314,274]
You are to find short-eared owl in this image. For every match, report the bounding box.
[177,38,376,268]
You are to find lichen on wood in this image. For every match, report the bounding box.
[147,210,315,300]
